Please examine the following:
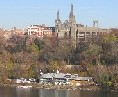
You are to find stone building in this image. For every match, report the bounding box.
[55,4,110,42]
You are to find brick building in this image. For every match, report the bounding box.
[27,25,55,38]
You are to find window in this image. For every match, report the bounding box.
[92,32,96,34]
[79,38,85,42]
[79,32,85,34]
[86,32,90,34]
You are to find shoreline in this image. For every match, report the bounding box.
[0,82,118,92]
[0,82,101,91]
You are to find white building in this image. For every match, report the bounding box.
[27,25,55,38]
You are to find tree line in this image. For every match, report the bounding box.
[0,29,118,87]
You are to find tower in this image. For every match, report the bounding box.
[69,4,76,41]
[55,4,77,42]
[69,4,75,22]
[57,10,59,20]
[55,10,62,38]
[93,20,98,27]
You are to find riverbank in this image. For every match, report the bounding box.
[0,82,101,91]
[0,81,118,92]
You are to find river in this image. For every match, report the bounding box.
[0,86,118,97]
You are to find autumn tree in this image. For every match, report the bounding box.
[101,33,118,65]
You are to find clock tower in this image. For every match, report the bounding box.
[55,10,62,38]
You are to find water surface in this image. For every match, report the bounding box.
[0,86,118,97]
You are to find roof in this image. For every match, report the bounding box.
[41,73,67,79]
[41,73,54,79]
[55,73,66,79]
[77,27,108,32]
[41,73,92,81]
[75,77,92,81]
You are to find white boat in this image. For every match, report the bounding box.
[17,86,32,88]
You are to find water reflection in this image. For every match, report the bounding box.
[39,89,43,97]
[39,89,55,97]
[38,89,80,97]
[0,86,118,97]
[16,87,31,97]
[0,87,16,97]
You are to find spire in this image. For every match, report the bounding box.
[69,3,75,22]
[57,10,60,20]
[71,4,73,14]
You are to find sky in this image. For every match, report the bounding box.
[0,0,118,29]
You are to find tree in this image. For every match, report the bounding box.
[70,42,89,65]
[49,60,59,71]
[84,44,102,65]
[101,33,118,65]
[27,64,37,78]
[6,62,15,78]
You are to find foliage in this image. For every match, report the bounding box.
[27,64,37,78]
[103,34,118,42]
[0,31,118,84]
[100,74,115,90]
[49,60,59,71]
[83,44,102,65]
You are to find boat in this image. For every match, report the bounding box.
[17,85,32,88]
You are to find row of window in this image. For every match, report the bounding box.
[28,27,54,30]
[29,31,52,35]
[79,32,103,34]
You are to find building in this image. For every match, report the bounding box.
[3,27,25,40]
[27,25,55,38]
[55,4,110,42]
[11,27,25,36]
[40,72,93,86]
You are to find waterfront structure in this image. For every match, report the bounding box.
[55,4,110,42]
[40,73,68,84]
[40,72,93,86]
[27,25,55,38]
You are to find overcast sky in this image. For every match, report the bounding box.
[0,0,118,29]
